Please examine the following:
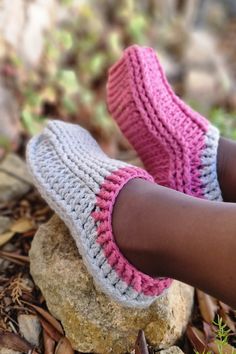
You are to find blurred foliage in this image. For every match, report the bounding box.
[187,100,236,139]
[209,108,236,139]
[1,0,236,145]
[11,0,165,142]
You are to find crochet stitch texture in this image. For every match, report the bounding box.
[26,120,172,308]
[107,45,222,201]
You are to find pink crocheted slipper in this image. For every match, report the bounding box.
[107,45,222,201]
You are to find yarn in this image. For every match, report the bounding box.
[26,120,172,308]
[107,45,222,201]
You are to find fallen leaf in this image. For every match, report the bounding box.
[197,290,218,323]
[0,231,15,246]
[218,308,235,332]
[32,349,40,354]
[21,229,36,238]
[23,301,64,335]
[39,316,62,342]
[55,336,74,354]
[0,250,29,264]
[43,329,56,354]
[186,326,208,353]
[203,321,215,343]
[0,331,33,352]
[135,329,149,354]
[34,206,51,217]
[219,301,232,314]
[11,218,35,233]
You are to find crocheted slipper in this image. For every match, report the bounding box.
[107,45,222,201]
[26,120,172,308]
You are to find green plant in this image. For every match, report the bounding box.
[213,315,235,354]
[194,315,236,354]
[209,108,236,140]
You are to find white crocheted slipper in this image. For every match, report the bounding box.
[26,120,172,308]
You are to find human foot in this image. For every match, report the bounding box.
[26,120,172,308]
[107,45,222,201]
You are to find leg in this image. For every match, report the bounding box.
[113,179,236,308]
[27,120,235,309]
[218,137,236,203]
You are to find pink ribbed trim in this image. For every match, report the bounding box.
[92,166,172,296]
[107,45,210,198]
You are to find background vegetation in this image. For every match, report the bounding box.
[1,0,236,157]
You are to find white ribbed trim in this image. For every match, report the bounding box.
[200,125,223,201]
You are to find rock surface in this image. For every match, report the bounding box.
[0,0,57,67]
[18,314,41,346]
[0,84,21,152]
[183,30,231,110]
[29,215,194,354]
[0,216,11,234]
[0,153,32,203]
[0,350,21,354]
[160,346,184,354]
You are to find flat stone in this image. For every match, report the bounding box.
[0,216,11,234]
[0,153,32,203]
[183,30,231,109]
[0,242,16,271]
[29,215,194,354]
[21,0,57,67]
[0,0,56,68]
[18,314,41,346]
[184,70,217,108]
[0,84,21,151]
[160,346,184,354]
[0,349,22,354]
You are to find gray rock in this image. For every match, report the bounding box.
[17,314,41,347]
[0,153,32,203]
[0,349,22,354]
[0,216,11,234]
[160,346,184,354]
[29,215,194,354]
[0,84,21,150]
[21,0,57,67]
[183,30,231,109]
[0,0,57,68]
[0,242,16,271]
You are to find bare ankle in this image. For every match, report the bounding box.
[112,178,168,277]
[217,137,236,202]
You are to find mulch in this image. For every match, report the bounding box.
[0,187,235,354]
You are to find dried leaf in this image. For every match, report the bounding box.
[0,331,33,352]
[43,329,56,354]
[197,290,218,323]
[11,218,35,233]
[135,329,149,354]
[0,231,15,246]
[186,326,208,353]
[32,349,40,354]
[23,301,64,335]
[55,336,74,354]
[218,308,235,332]
[39,316,62,342]
[203,321,215,343]
[0,250,30,264]
[219,301,232,314]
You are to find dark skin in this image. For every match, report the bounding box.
[112,137,236,309]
